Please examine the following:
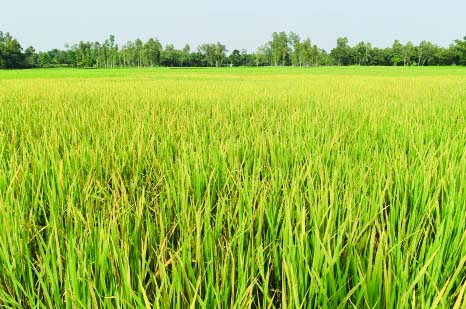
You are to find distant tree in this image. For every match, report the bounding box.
[416,41,436,66]
[254,44,272,66]
[120,41,135,67]
[270,32,290,66]
[353,41,371,65]
[402,41,415,66]
[108,35,118,67]
[254,45,266,66]
[199,44,215,66]
[198,43,226,67]
[65,47,77,67]
[2,31,466,69]
[311,45,320,65]
[368,47,388,65]
[391,40,403,66]
[144,38,162,66]
[189,51,207,67]
[240,49,253,66]
[289,32,302,66]
[454,37,466,65]
[0,32,25,69]
[74,41,94,67]
[214,42,227,67]
[229,49,242,66]
[434,44,458,65]
[52,49,68,66]
[23,46,36,67]
[134,39,144,67]
[318,48,333,65]
[300,38,312,66]
[161,44,181,67]
[38,52,50,67]
[331,37,351,65]
[100,39,109,67]
[181,44,190,66]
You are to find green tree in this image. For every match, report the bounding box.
[181,44,191,67]
[300,38,312,66]
[74,41,95,67]
[199,44,215,66]
[270,32,290,66]
[38,52,50,67]
[402,41,414,66]
[120,41,135,67]
[23,46,36,68]
[0,32,25,69]
[254,44,271,66]
[416,41,436,66]
[331,37,351,65]
[289,32,302,66]
[432,45,456,65]
[369,47,388,65]
[198,43,226,67]
[229,49,242,66]
[144,38,162,66]
[391,40,403,66]
[214,42,227,67]
[3,30,466,69]
[134,38,144,67]
[161,44,183,67]
[189,51,207,67]
[354,41,371,65]
[454,36,466,65]
[108,35,118,67]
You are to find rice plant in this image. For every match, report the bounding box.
[0,67,465,307]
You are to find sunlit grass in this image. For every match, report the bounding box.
[0,67,465,307]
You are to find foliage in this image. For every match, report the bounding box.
[1,31,466,69]
[0,31,34,69]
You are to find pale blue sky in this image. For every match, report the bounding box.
[1,0,465,52]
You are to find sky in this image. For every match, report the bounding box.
[1,0,465,52]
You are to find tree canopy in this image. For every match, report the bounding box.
[1,31,466,69]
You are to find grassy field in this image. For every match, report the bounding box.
[0,67,465,307]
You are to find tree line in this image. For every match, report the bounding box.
[1,30,466,69]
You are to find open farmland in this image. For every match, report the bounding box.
[0,67,465,307]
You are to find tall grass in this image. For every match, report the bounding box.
[0,67,465,307]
